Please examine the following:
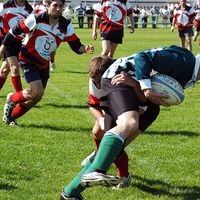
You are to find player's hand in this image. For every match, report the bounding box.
[111,71,147,103]
[92,31,97,40]
[111,71,132,86]
[143,88,170,106]
[85,44,94,54]
[170,26,174,32]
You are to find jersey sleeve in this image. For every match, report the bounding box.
[3,14,36,46]
[94,2,102,17]
[88,94,100,107]
[18,14,37,33]
[88,79,101,107]
[65,22,84,54]
[64,22,79,42]
[134,52,154,90]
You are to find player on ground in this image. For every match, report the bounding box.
[0,0,94,126]
[92,0,135,58]
[0,0,33,94]
[61,45,200,199]
[171,0,195,51]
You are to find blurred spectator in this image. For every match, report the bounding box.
[133,5,140,28]
[76,3,85,28]
[140,6,148,28]
[169,4,175,26]
[32,0,46,14]
[150,5,158,28]
[160,5,170,28]
[85,6,95,28]
[171,0,195,51]
[193,0,200,41]
[63,4,74,21]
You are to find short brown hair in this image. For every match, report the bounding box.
[89,55,113,87]
[46,0,65,6]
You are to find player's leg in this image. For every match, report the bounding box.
[81,120,104,167]
[180,37,185,48]
[101,40,111,56]
[81,89,140,187]
[3,79,44,125]
[178,30,185,48]
[11,66,49,120]
[5,40,23,92]
[186,35,192,52]
[3,63,48,125]
[109,42,118,58]
[0,61,10,90]
[104,110,130,181]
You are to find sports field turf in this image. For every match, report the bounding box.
[0,27,199,200]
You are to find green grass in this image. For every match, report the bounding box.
[0,28,200,200]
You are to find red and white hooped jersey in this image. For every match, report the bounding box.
[32,2,47,14]
[173,5,195,29]
[95,0,133,31]
[8,12,81,69]
[194,7,200,27]
[88,78,101,107]
[0,0,33,40]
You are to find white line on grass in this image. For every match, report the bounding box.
[47,82,92,122]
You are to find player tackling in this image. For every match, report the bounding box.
[61,45,200,200]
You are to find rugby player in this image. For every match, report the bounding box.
[0,0,94,126]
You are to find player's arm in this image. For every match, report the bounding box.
[111,71,146,103]
[171,13,176,31]
[134,53,169,106]
[66,23,94,54]
[2,14,36,47]
[92,15,100,40]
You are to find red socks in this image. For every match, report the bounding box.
[114,151,129,178]
[10,91,25,104]
[11,75,22,92]
[12,103,30,119]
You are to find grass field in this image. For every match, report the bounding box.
[0,27,200,200]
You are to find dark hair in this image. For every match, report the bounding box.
[46,0,65,6]
[89,55,113,87]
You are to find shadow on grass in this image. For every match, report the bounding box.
[44,103,88,109]
[0,183,17,191]
[34,104,88,109]
[132,175,200,200]
[20,123,91,132]
[0,95,6,99]
[144,130,199,137]
[64,70,88,74]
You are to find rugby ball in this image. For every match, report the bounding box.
[151,74,185,106]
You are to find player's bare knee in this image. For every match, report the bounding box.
[119,119,139,133]
[10,64,20,75]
